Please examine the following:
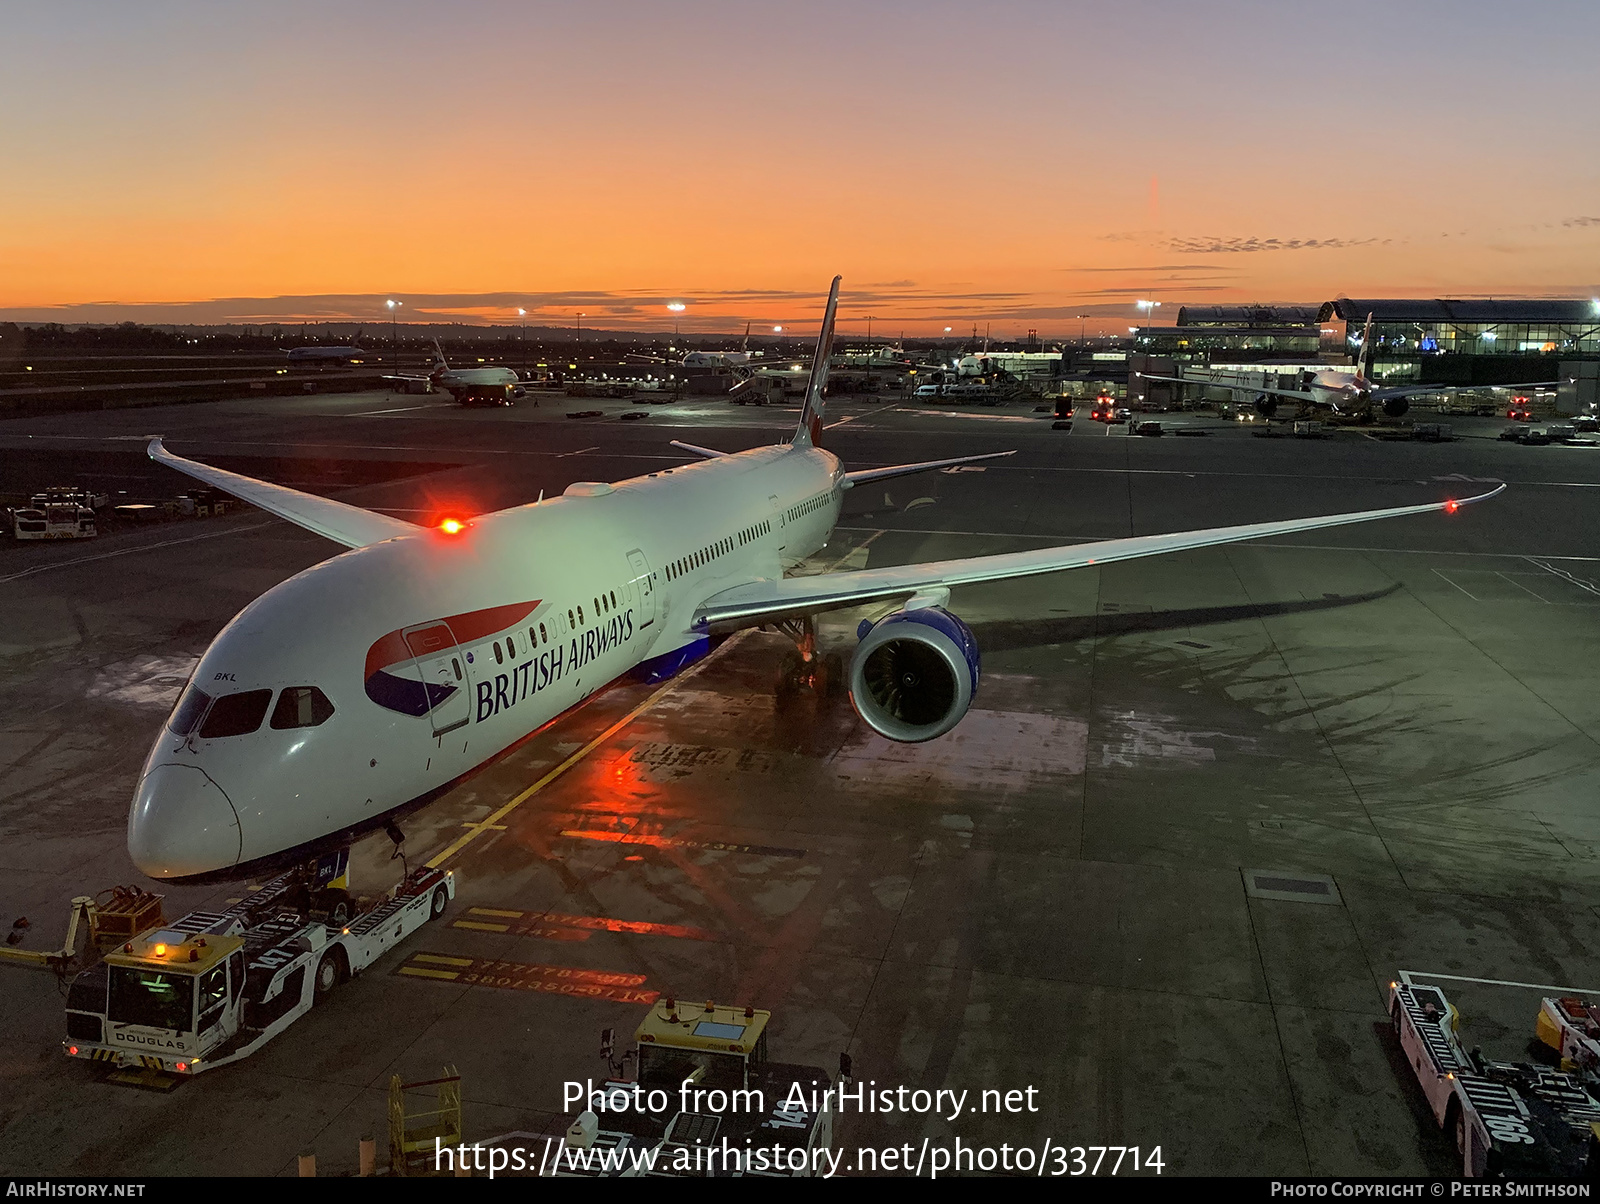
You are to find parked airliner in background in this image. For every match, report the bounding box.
[384,340,525,405]
[132,277,1504,883]
[629,323,767,369]
[286,345,370,364]
[1138,314,1560,421]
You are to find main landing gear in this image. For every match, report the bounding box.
[771,615,845,700]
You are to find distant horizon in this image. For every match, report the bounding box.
[5,287,1597,343]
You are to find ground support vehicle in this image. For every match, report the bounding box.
[1537,997,1600,1074]
[12,487,99,540]
[63,859,454,1077]
[1391,981,1600,1178]
[548,999,843,1177]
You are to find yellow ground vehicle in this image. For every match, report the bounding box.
[548,998,846,1177]
[64,859,453,1077]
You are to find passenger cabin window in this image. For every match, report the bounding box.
[610,591,616,608]
[507,635,516,658]
[578,605,585,624]
[167,684,213,735]
[493,642,503,664]
[539,622,547,643]
[451,657,462,680]
[270,686,335,730]
[568,609,575,627]
[198,689,272,738]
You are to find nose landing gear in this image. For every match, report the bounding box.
[385,820,408,876]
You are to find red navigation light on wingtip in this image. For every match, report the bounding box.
[439,518,465,535]
[1445,500,1459,514]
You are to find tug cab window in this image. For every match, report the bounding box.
[108,966,193,1033]
[167,685,213,735]
[269,686,335,730]
[197,963,228,1030]
[197,689,272,738]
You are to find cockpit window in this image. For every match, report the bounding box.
[167,684,213,735]
[198,689,272,738]
[269,686,335,730]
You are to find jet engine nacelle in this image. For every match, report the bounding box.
[848,606,980,742]
[1253,393,1278,419]
[1382,396,1409,418]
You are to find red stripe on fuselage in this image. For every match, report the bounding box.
[364,600,541,681]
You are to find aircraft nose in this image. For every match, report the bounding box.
[127,764,243,879]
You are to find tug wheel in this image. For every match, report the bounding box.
[314,950,345,1000]
[429,885,449,921]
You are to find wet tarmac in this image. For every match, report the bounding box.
[1,389,1598,1176]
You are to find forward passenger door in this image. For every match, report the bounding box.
[402,621,472,735]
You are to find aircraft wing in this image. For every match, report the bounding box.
[695,485,1504,628]
[1136,373,1315,402]
[1370,380,1564,403]
[147,438,421,549]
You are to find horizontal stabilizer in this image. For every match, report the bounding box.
[844,449,1015,488]
[147,438,420,549]
[670,440,730,459]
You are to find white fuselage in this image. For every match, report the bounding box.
[437,365,520,388]
[682,350,756,368]
[1304,368,1370,410]
[128,444,845,880]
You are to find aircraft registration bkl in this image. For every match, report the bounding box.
[130,277,1504,882]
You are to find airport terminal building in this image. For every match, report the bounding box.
[1132,297,1600,412]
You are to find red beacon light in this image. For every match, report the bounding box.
[1445,499,1460,514]
[439,518,466,535]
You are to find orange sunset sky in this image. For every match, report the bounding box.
[2,1,1597,336]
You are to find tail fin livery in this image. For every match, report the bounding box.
[1355,313,1374,381]
[741,321,751,353]
[793,275,841,448]
[431,339,451,373]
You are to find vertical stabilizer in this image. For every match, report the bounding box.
[432,339,451,372]
[1355,313,1374,381]
[793,276,841,448]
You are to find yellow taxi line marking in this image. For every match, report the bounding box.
[424,634,743,871]
[452,921,511,932]
[469,907,525,918]
[398,966,461,981]
[413,952,473,966]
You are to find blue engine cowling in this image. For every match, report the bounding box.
[848,606,980,742]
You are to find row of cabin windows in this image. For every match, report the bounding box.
[168,684,335,739]
[490,587,626,665]
[666,524,765,582]
[786,492,828,523]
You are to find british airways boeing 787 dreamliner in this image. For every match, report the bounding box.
[130,277,1503,882]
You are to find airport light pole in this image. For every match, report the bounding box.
[667,301,685,339]
[1136,299,1161,322]
[1077,314,1089,344]
[518,308,527,376]
[576,311,585,349]
[387,299,402,375]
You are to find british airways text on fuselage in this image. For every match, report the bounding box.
[474,608,635,723]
